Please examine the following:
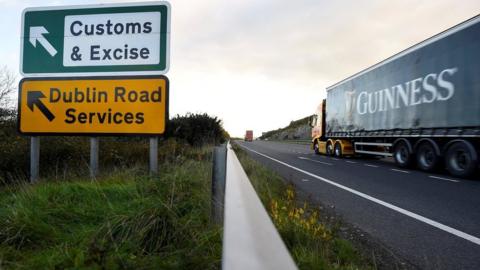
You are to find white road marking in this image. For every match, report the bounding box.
[346,160,357,164]
[302,179,310,182]
[332,158,340,161]
[391,169,410,174]
[429,176,460,183]
[364,164,379,168]
[241,145,480,246]
[298,157,333,166]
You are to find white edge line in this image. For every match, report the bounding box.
[391,169,410,174]
[241,145,480,246]
[429,176,460,183]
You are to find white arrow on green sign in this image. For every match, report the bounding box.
[29,26,58,57]
[21,2,170,77]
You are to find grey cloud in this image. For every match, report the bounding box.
[172,0,480,89]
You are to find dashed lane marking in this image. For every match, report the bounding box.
[346,160,357,164]
[302,179,310,182]
[241,145,480,246]
[391,169,410,173]
[429,176,460,183]
[298,157,333,166]
[364,164,379,168]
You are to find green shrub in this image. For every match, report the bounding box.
[166,113,229,147]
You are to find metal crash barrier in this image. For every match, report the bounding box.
[213,143,297,270]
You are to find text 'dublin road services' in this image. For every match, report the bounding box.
[18,77,168,135]
[21,2,170,76]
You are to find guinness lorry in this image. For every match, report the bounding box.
[310,15,480,177]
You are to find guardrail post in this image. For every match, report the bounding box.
[211,143,227,224]
[30,136,40,183]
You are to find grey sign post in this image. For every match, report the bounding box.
[149,137,158,175]
[90,137,99,178]
[30,136,40,183]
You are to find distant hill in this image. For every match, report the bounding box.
[259,115,312,140]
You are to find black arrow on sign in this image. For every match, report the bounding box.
[27,91,55,122]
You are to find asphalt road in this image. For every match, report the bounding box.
[236,140,480,270]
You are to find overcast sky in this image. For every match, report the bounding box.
[1,0,479,137]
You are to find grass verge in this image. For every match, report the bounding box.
[0,146,221,269]
[232,143,374,270]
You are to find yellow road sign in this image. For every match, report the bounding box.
[18,76,168,135]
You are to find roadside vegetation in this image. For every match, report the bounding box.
[232,143,374,270]
[259,115,311,141]
[0,74,228,269]
[0,145,222,269]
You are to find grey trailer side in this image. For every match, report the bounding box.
[321,15,480,177]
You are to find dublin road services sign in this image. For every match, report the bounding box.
[20,2,170,77]
[18,76,169,135]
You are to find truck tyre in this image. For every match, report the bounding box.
[416,141,440,172]
[314,141,320,155]
[394,141,413,168]
[445,141,478,178]
[334,143,342,158]
[326,141,333,156]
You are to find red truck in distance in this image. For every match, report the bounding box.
[245,130,253,142]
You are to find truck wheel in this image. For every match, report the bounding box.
[394,141,413,168]
[445,141,478,178]
[326,142,333,156]
[334,143,342,158]
[314,141,320,154]
[416,141,440,172]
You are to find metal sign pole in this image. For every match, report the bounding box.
[30,136,40,183]
[149,137,158,175]
[90,137,99,178]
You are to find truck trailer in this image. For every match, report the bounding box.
[245,130,253,142]
[310,15,480,177]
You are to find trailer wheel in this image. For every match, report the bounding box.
[326,141,333,156]
[314,141,320,154]
[334,143,342,158]
[416,141,440,172]
[394,141,413,168]
[445,141,478,178]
